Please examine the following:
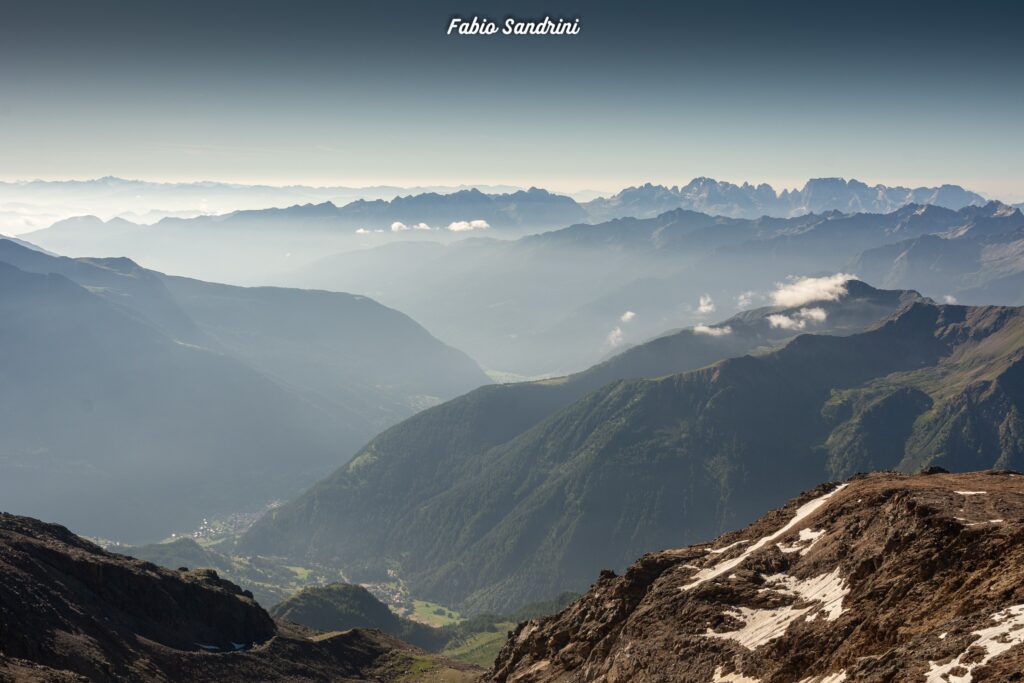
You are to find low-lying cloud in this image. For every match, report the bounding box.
[448,219,490,232]
[768,314,804,330]
[693,324,732,336]
[800,306,827,322]
[736,291,757,308]
[771,273,856,308]
[768,306,829,330]
[607,326,624,347]
[698,294,716,314]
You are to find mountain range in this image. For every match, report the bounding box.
[0,239,487,541]
[4,176,990,237]
[286,201,1023,376]
[488,470,1024,682]
[583,177,987,221]
[18,187,586,284]
[852,202,1024,305]
[238,280,1024,613]
[0,176,526,234]
[15,177,996,287]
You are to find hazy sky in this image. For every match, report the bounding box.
[2,0,1022,199]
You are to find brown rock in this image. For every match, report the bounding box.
[485,471,1024,682]
[0,513,479,682]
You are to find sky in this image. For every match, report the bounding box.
[1,0,1022,199]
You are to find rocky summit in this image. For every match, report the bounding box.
[486,471,1024,682]
[0,512,479,682]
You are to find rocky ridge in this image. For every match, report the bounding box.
[487,471,1024,682]
[0,512,478,682]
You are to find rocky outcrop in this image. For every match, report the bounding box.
[486,471,1024,682]
[0,512,479,682]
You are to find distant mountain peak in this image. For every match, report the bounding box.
[585,177,988,221]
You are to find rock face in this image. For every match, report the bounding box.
[0,512,479,682]
[486,471,1024,682]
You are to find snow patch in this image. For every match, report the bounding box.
[705,569,850,650]
[682,484,848,591]
[955,490,987,496]
[956,517,1004,527]
[706,604,812,649]
[777,527,825,555]
[927,604,1024,682]
[710,539,750,555]
[762,569,849,621]
[798,673,847,683]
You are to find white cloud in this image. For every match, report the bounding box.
[413,222,432,230]
[620,310,636,323]
[448,219,490,232]
[694,324,733,336]
[799,307,828,322]
[607,326,624,347]
[944,295,958,304]
[391,221,409,232]
[355,228,371,234]
[736,291,757,308]
[768,314,805,330]
[698,294,716,314]
[768,307,829,331]
[771,273,856,308]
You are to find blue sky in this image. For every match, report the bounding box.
[1,0,1022,199]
